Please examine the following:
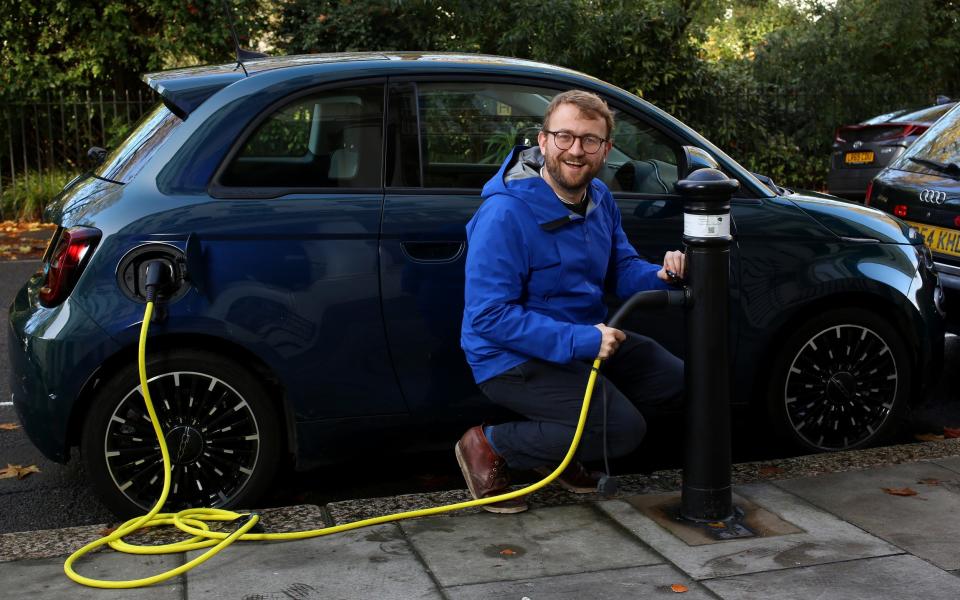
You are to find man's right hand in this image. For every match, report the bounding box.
[594,324,626,359]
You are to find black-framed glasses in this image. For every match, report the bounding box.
[543,129,607,154]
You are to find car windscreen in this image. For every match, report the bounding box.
[95,103,183,184]
[895,104,960,170]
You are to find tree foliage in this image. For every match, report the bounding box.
[0,0,267,99]
[275,0,722,111]
[3,0,959,190]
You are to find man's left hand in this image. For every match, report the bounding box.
[657,250,686,283]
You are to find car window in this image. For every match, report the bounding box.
[415,83,680,193]
[220,84,383,189]
[417,82,557,188]
[605,110,681,194]
[95,104,183,184]
[899,104,960,167]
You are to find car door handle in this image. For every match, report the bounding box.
[400,241,465,263]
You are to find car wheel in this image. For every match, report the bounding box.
[81,348,281,517]
[767,308,912,452]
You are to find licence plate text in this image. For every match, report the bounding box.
[844,151,874,164]
[908,221,960,258]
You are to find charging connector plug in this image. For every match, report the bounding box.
[143,260,174,303]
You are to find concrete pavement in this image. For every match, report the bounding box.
[2,444,960,599]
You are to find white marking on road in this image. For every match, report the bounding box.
[106,451,120,458]
[244,434,258,441]
[239,467,253,475]
[208,380,216,392]
[119,481,133,491]
[0,402,12,406]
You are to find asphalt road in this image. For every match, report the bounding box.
[1,258,958,534]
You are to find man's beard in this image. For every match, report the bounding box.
[543,150,601,195]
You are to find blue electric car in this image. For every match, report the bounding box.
[8,53,945,516]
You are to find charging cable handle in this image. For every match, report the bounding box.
[607,289,687,329]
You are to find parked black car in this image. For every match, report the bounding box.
[868,100,960,332]
[828,98,955,201]
[7,53,945,516]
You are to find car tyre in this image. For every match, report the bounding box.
[767,308,912,452]
[81,348,281,518]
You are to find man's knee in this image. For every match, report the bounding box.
[605,411,647,457]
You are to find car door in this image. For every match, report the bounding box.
[600,107,688,356]
[602,100,743,363]
[209,82,407,430]
[379,80,559,418]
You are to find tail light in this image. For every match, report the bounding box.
[38,226,101,307]
[864,180,874,205]
[901,124,928,138]
[835,124,929,144]
[894,204,908,218]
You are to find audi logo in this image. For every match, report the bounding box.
[919,189,947,204]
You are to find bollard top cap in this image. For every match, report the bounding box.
[675,168,740,197]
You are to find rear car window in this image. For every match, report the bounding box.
[95,104,183,184]
[219,85,384,189]
[897,104,960,169]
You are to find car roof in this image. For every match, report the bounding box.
[143,52,590,118]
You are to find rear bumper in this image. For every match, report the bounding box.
[826,166,882,199]
[8,277,119,462]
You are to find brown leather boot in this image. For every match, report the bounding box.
[455,426,528,514]
[533,461,603,494]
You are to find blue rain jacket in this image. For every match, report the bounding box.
[461,147,670,383]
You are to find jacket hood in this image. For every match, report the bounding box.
[481,146,601,229]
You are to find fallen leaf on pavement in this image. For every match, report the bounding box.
[882,487,918,497]
[0,463,41,479]
[914,433,944,442]
[759,465,785,477]
[670,583,689,593]
[944,427,960,439]
[499,548,517,556]
[918,478,941,486]
[0,423,20,430]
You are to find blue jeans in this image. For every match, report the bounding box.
[479,332,683,471]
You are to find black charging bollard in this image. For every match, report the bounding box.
[675,168,739,522]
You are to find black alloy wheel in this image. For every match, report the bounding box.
[768,308,912,452]
[82,349,281,517]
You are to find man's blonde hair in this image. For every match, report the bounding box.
[543,90,615,139]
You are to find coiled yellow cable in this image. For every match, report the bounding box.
[64,300,603,588]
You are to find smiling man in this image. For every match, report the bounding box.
[457,90,686,513]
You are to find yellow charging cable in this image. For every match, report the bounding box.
[63,300,604,588]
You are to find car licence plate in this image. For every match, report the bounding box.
[907,221,960,258]
[844,151,874,164]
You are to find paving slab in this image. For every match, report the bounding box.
[775,461,960,570]
[186,524,441,600]
[703,554,960,600]
[0,551,183,599]
[934,455,960,474]
[598,483,901,580]
[444,564,712,599]
[400,504,663,587]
